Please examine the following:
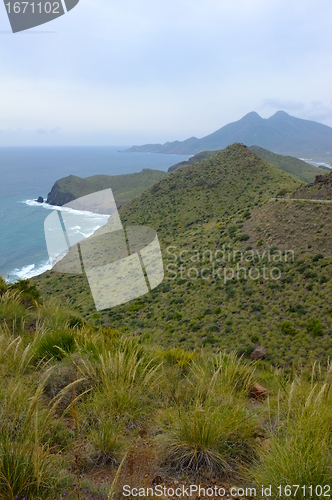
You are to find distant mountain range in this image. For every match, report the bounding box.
[125,111,332,158]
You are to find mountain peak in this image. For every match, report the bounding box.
[269,110,290,120]
[125,111,332,157]
[241,111,262,121]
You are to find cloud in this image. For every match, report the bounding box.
[36,127,62,135]
[305,102,332,123]
[262,99,305,112]
[261,99,332,125]
[1,0,332,144]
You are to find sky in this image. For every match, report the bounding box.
[1,0,332,146]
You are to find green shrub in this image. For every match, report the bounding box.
[226,287,236,299]
[251,379,332,499]
[162,347,195,370]
[251,426,332,499]
[78,338,162,422]
[190,323,201,331]
[67,315,84,328]
[288,304,306,316]
[237,345,256,358]
[306,318,324,337]
[32,328,77,361]
[228,226,237,238]
[0,277,7,296]
[238,233,250,241]
[0,378,71,500]
[9,278,42,308]
[202,335,217,346]
[0,291,27,333]
[0,436,63,500]
[203,308,212,316]
[89,418,127,466]
[312,253,324,262]
[190,351,257,401]
[304,270,317,279]
[280,321,296,336]
[157,403,257,476]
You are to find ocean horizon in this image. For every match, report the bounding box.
[0,146,190,281]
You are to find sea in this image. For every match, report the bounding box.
[0,147,190,282]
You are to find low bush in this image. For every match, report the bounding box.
[157,402,257,476]
[280,321,296,336]
[89,418,127,466]
[251,377,332,499]
[306,318,324,337]
[32,328,77,361]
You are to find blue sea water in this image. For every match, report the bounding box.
[0,147,190,281]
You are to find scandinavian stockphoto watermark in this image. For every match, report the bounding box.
[43,189,164,311]
[165,245,294,283]
[3,0,79,33]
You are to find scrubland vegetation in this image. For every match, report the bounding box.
[35,145,332,367]
[1,277,332,499]
[3,143,332,498]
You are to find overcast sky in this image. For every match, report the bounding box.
[1,0,332,146]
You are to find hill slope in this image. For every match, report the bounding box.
[126,111,332,159]
[35,143,332,369]
[46,168,168,208]
[248,145,329,183]
[168,145,327,184]
[119,143,300,232]
[292,170,332,200]
[168,150,220,172]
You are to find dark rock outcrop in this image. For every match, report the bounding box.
[47,187,76,206]
[46,176,82,206]
[292,170,332,200]
[250,346,266,361]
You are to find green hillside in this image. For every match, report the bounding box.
[118,143,300,232]
[168,150,221,172]
[35,143,332,368]
[5,142,332,495]
[45,146,328,213]
[46,168,168,207]
[249,145,329,183]
[2,277,332,497]
[169,145,328,183]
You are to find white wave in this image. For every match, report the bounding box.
[13,198,112,281]
[299,159,332,168]
[9,260,52,281]
[22,199,111,218]
[24,199,48,208]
